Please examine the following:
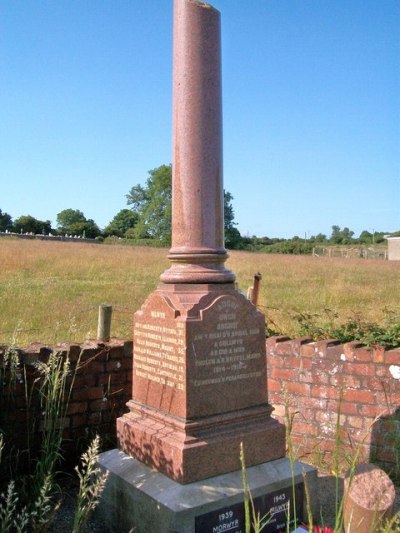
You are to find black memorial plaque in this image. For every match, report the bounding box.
[195,483,304,533]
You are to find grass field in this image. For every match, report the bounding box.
[0,237,399,347]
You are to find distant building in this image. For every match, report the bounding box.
[387,237,400,261]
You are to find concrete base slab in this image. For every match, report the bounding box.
[96,449,318,533]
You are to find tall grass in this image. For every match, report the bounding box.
[1,239,399,346]
[0,344,106,532]
[241,394,399,533]
[72,435,108,533]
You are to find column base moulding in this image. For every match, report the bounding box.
[116,401,286,484]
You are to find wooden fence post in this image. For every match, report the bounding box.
[97,304,112,342]
[251,272,262,307]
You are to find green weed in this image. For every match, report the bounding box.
[293,308,400,348]
[72,435,108,533]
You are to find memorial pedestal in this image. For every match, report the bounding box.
[117,283,285,484]
[97,450,319,533]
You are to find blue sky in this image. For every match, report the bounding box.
[1,0,399,238]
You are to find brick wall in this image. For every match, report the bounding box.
[0,340,132,464]
[266,336,400,474]
[1,337,399,475]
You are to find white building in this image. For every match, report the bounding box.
[387,237,400,261]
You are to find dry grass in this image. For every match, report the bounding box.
[230,251,400,336]
[0,238,398,346]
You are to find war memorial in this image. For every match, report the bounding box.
[98,1,318,531]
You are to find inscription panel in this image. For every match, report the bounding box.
[187,294,267,417]
[134,321,185,390]
[195,483,304,533]
[132,294,187,417]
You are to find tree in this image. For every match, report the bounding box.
[56,209,86,233]
[223,191,243,249]
[225,226,243,249]
[13,215,52,235]
[330,225,354,245]
[358,230,373,245]
[126,164,240,246]
[126,165,172,243]
[0,209,13,232]
[313,233,327,243]
[103,209,139,238]
[56,209,100,238]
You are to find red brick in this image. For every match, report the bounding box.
[81,361,105,373]
[107,385,125,396]
[353,347,373,362]
[372,346,385,363]
[67,402,88,415]
[107,346,125,359]
[267,354,284,368]
[311,438,336,452]
[73,374,96,388]
[362,376,386,391]
[325,344,346,360]
[289,337,314,354]
[315,359,344,375]
[300,343,316,358]
[300,396,329,410]
[332,375,361,389]
[284,357,312,370]
[311,385,339,400]
[79,347,105,362]
[89,398,109,411]
[86,387,105,400]
[385,350,400,364]
[344,362,375,376]
[358,403,380,418]
[96,373,113,385]
[374,391,393,410]
[298,370,313,383]
[292,408,315,423]
[339,401,359,415]
[106,360,127,372]
[292,421,318,436]
[343,342,364,361]
[71,414,87,428]
[374,448,397,463]
[346,415,366,430]
[267,378,282,392]
[120,357,133,371]
[284,382,310,395]
[72,388,89,401]
[342,389,375,404]
[269,368,297,381]
[266,336,291,352]
[274,341,294,356]
[375,365,390,378]
[310,371,330,386]
[88,411,103,424]
[344,375,363,388]
[314,339,341,358]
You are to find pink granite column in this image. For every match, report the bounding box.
[160,0,235,284]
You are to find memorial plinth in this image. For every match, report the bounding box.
[117,283,285,483]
